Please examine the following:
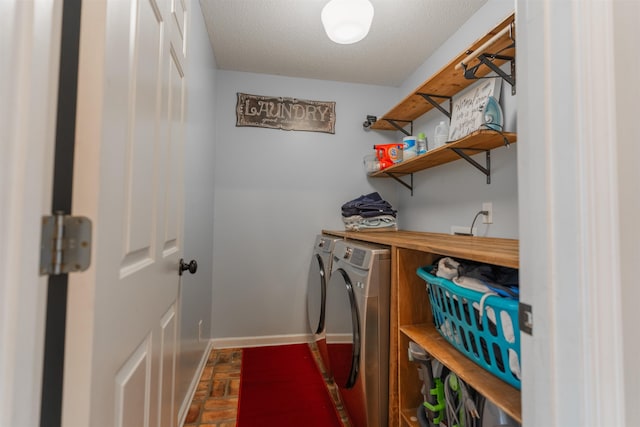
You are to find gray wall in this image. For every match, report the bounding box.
[211,71,398,341]
[395,76,518,238]
[210,1,519,342]
[178,0,216,409]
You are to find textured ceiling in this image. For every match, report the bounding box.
[199,0,488,87]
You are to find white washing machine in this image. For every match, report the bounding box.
[306,234,341,376]
[325,239,391,427]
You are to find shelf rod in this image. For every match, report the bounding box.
[450,148,491,184]
[384,172,413,195]
[383,119,413,136]
[455,24,512,70]
[416,93,452,118]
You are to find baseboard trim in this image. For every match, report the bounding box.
[211,333,311,349]
[176,339,213,427]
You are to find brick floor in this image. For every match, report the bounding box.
[183,348,241,427]
[182,343,350,427]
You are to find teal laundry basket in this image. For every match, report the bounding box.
[417,266,521,389]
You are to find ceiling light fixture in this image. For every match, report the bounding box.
[321,0,374,45]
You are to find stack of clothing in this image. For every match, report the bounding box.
[341,192,397,231]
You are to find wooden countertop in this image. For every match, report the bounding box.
[322,230,519,269]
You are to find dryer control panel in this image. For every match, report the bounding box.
[348,248,366,267]
[334,244,370,269]
[332,240,390,272]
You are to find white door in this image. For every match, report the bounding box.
[62,1,189,426]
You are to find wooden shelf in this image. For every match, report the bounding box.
[370,14,515,131]
[400,408,420,427]
[321,230,519,269]
[368,130,516,177]
[400,323,522,424]
[366,13,516,190]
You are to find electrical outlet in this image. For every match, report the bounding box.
[482,202,493,224]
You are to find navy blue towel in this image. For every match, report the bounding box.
[341,192,396,218]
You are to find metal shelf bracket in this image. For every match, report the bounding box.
[384,172,414,196]
[383,119,413,136]
[463,52,516,95]
[450,148,492,184]
[416,93,452,119]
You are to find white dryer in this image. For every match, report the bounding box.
[306,234,341,376]
[325,239,391,427]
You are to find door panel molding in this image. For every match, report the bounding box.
[123,0,163,261]
[115,336,152,427]
[158,304,177,427]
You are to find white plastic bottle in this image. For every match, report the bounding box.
[434,121,449,147]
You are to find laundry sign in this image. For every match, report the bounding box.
[236,93,336,134]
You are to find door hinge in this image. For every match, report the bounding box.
[40,213,92,275]
[519,302,533,335]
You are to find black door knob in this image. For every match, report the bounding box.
[179,258,198,276]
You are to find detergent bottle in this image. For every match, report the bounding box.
[374,143,403,169]
[434,121,449,148]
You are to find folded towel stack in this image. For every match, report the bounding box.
[341,192,397,231]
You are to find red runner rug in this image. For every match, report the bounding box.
[236,343,343,426]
